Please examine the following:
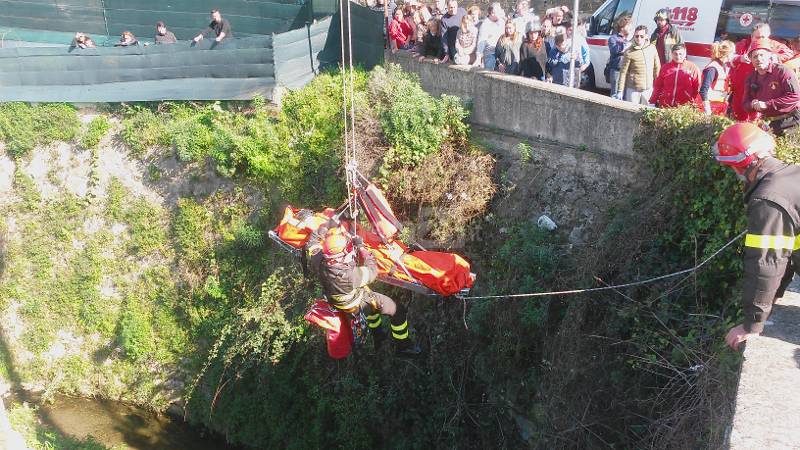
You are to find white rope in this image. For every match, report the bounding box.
[456,231,745,301]
[347,0,359,235]
[338,0,356,229]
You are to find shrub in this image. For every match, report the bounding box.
[120,106,171,157]
[125,198,168,256]
[173,198,213,266]
[0,103,79,159]
[368,65,469,168]
[118,300,155,361]
[170,104,217,162]
[80,115,111,150]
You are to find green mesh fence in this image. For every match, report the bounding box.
[0,0,308,44]
[274,4,383,89]
[0,1,383,101]
[0,37,275,101]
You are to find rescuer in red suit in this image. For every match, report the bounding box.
[729,23,794,121]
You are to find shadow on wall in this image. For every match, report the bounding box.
[760,303,800,346]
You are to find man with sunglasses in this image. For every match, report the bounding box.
[712,123,799,351]
[743,39,800,136]
[615,25,660,104]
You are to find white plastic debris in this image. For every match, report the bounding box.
[537,215,557,231]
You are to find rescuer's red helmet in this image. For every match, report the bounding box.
[747,38,774,56]
[322,230,353,260]
[713,123,775,168]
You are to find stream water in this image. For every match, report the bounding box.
[7,391,239,450]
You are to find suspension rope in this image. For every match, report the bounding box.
[340,0,359,234]
[456,231,746,301]
[338,0,356,230]
[347,0,359,235]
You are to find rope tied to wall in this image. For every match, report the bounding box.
[456,231,746,301]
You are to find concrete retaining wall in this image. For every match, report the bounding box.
[385,50,643,158]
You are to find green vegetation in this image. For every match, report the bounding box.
[80,116,112,150]
[0,103,80,159]
[368,66,468,168]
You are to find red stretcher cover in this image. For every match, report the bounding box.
[304,300,352,359]
[358,182,403,241]
[273,206,474,296]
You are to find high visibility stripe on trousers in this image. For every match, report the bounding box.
[744,233,800,251]
[367,313,382,329]
[391,320,409,340]
[391,303,409,340]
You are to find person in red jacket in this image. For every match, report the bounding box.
[388,7,413,51]
[743,39,800,136]
[729,23,795,121]
[650,43,701,107]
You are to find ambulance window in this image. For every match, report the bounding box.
[591,0,618,35]
[614,0,636,25]
[590,0,635,36]
[769,4,800,43]
[716,1,769,42]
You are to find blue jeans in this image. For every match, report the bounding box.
[483,52,496,70]
[609,69,620,97]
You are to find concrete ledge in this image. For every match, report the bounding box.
[729,276,800,450]
[386,50,644,158]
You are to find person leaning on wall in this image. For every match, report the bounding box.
[114,31,139,47]
[154,21,177,44]
[193,9,233,44]
[71,32,96,49]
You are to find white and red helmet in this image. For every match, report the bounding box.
[713,123,776,168]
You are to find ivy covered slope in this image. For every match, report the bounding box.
[0,65,495,448]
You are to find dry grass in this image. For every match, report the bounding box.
[383,143,495,245]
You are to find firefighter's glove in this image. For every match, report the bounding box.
[351,235,364,248]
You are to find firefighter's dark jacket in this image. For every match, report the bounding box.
[741,157,800,333]
[306,228,378,310]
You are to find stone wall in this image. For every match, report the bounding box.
[385,50,643,158]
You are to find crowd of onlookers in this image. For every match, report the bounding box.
[378,0,592,87]
[71,9,233,49]
[65,2,800,136]
[374,0,800,136]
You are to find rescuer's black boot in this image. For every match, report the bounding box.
[390,304,422,357]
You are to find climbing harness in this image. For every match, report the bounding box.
[455,231,746,301]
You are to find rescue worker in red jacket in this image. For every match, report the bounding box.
[712,123,800,351]
[729,23,795,122]
[650,43,701,108]
[743,38,800,136]
[307,226,422,356]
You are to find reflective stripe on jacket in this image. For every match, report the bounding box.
[741,158,800,333]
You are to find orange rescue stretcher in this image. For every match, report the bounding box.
[268,173,475,297]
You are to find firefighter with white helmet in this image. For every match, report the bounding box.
[713,123,800,350]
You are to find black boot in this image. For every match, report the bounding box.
[395,338,423,357]
[390,304,423,357]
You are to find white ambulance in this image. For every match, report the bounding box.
[585,0,800,89]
